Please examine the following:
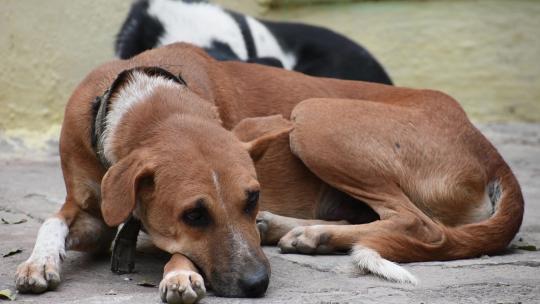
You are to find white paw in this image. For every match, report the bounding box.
[15,218,68,293]
[159,270,206,304]
[15,255,63,293]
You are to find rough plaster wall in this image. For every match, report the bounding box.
[0,0,254,144]
[261,0,540,122]
[0,0,539,146]
[0,0,132,143]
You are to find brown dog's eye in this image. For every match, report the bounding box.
[245,191,259,214]
[182,204,210,227]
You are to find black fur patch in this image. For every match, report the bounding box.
[263,20,393,84]
[488,180,502,208]
[90,96,103,149]
[115,0,165,59]
[227,10,257,59]
[204,40,240,61]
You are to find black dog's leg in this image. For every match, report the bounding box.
[111,216,141,274]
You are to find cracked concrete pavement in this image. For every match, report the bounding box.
[1,123,539,303]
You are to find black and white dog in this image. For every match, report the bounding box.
[115,0,393,84]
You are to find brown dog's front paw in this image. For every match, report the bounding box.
[15,256,62,293]
[159,270,206,304]
[257,211,298,245]
[256,211,275,244]
[278,226,333,254]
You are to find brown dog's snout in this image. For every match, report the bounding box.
[208,244,271,298]
[209,258,270,298]
[238,264,270,297]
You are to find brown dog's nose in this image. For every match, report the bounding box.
[238,267,270,297]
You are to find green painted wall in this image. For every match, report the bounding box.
[1,0,539,147]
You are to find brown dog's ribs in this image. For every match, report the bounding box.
[111,215,141,274]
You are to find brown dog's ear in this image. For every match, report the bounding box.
[232,115,293,161]
[101,150,155,227]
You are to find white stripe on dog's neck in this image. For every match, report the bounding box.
[101,71,179,164]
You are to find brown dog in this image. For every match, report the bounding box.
[15,43,523,304]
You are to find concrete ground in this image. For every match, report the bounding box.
[0,123,539,303]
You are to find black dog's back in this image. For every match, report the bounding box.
[115,0,392,84]
[263,20,392,84]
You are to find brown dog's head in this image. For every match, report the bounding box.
[101,105,292,297]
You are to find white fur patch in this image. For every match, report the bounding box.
[27,217,68,266]
[148,0,248,59]
[464,188,495,224]
[246,16,297,69]
[163,270,193,281]
[231,226,253,254]
[211,170,223,205]
[101,70,179,163]
[351,245,418,285]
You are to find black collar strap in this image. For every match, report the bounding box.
[91,88,113,169]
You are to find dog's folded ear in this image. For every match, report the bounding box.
[232,115,293,162]
[101,149,155,227]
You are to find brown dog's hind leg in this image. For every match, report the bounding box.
[287,98,462,284]
[66,209,117,254]
[159,253,206,304]
[277,196,439,284]
[257,211,348,245]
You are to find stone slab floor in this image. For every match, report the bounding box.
[1,123,539,303]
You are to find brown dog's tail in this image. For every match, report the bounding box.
[375,162,525,262]
[444,163,524,259]
[350,163,524,285]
